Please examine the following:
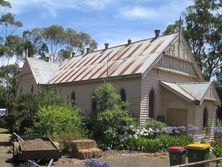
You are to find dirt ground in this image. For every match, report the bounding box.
[0,129,170,167]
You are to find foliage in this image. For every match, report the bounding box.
[0,85,6,107]
[128,134,193,152]
[163,0,222,80]
[212,138,222,158]
[145,119,166,130]
[95,108,135,149]
[7,87,72,134]
[7,93,38,134]
[0,0,23,60]
[0,64,20,100]
[26,105,86,150]
[84,159,111,167]
[89,83,135,149]
[92,83,126,113]
[22,25,98,61]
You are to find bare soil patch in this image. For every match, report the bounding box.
[21,138,55,151]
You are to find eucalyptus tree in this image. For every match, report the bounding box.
[163,0,222,80]
[0,0,23,61]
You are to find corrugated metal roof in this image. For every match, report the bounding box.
[160,81,211,102]
[27,58,59,84]
[50,33,178,84]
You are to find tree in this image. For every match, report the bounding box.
[42,25,65,62]
[0,0,23,62]
[163,0,222,80]
[21,26,98,62]
[90,83,135,148]
[7,87,73,134]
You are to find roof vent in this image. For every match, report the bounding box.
[127,39,132,45]
[81,49,85,55]
[45,56,49,62]
[104,43,109,50]
[86,48,90,54]
[154,29,160,38]
[71,52,76,57]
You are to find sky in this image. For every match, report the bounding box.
[7,0,192,49]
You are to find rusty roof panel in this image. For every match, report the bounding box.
[48,33,178,84]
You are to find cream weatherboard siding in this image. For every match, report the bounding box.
[54,77,141,120]
[16,61,38,96]
[194,101,216,130]
[140,67,197,125]
[16,32,221,129]
[139,36,205,125]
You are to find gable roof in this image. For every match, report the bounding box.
[50,33,179,84]
[160,81,221,105]
[27,57,59,84]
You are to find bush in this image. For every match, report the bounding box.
[7,87,72,134]
[213,141,222,158]
[90,83,135,149]
[145,119,166,130]
[7,93,38,134]
[94,108,135,149]
[92,83,126,113]
[84,159,111,167]
[26,105,86,150]
[128,134,193,152]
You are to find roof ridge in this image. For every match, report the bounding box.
[175,82,198,101]
[87,32,179,54]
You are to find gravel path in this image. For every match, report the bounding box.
[54,151,170,167]
[0,129,170,167]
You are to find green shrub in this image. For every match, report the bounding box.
[213,143,222,157]
[7,93,38,133]
[92,83,126,113]
[90,83,135,149]
[26,105,86,150]
[7,87,72,134]
[145,119,166,130]
[95,108,135,149]
[128,134,193,152]
[158,134,193,151]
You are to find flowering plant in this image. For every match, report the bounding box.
[84,159,111,167]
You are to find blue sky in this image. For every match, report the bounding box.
[8,0,192,49]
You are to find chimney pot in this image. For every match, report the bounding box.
[86,48,90,54]
[45,56,49,62]
[71,52,75,57]
[127,39,132,45]
[104,43,109,50]
[154,29,160,38]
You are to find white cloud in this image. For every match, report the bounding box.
[118,6,156,19]
[117,0,193,21]
[8,0,113,17]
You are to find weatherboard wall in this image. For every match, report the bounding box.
[54,77,141,120]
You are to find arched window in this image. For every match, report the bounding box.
[20,86,23,95]
[31,85,34,93]
[120,88,126,102]
[92,99,97,113]
[149,89,155,118]
[203,107,208,127]
[71,91,76,106]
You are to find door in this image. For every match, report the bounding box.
[166,108,187,126]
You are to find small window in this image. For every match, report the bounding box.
[120,88,126,102]
[203,107,208,127]
[149,89,155,118]
[71,91,76,106]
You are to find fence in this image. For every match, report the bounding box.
[172,157,222,167]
